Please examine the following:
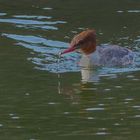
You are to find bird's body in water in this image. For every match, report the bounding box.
[61,29,136,68]
[79,44,135,68]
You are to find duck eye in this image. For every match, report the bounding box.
[76,45,81,49]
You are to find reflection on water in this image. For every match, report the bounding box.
[0,12,7,16]
[0,18,66,30]
[81,65,140,83]
[0,0,140,139]
[13,15,52,19]
[117,10,140,13]
[2,33,80,72]
[56,72,140,138]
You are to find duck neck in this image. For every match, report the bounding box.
[81,43,96,55]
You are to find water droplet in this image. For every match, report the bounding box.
[123,26,127,29]
[0,124,3,127]
[117,10,124,13]
[127,75,135,78]
[133,106,140,108]
[96,132,109,135]
[87,117,94,120]
[25,93,30,96]
[16,126,22,129]
[124,98,133,101]
[134,115,140,118]
[48,102,56,105]
[104,88,111,91]
[9,113,15,116]
[64,36,70,39]
[11,116,20,120]
[132,78,139,81]
[98,104,104,106]
[115,86,122,88]
[85,108,104,111]
[114,123,120,126]
[71,30,78,34]
[42,7,53,10]
[64,112,70,115]
[99,32,103,35]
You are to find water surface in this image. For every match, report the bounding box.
[0,0,140,140]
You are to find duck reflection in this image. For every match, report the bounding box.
[81,67,100,83]
[80,67,118,83]
[56,69,140,137]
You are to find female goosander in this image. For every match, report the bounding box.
[61,29,135,68]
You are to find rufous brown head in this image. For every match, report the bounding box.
[61,29,96,55]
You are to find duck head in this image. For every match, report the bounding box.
[61,29,96,55]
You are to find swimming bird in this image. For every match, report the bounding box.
[61,29,135,68]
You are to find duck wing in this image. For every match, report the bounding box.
[99,45,135,66]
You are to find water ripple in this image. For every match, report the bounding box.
[16,24,58,30]
[0,12,7,16]
[2,33,68,47]
[2,33,80,73]
[128,10,140,13]
[0,18,66,25]
[13,15,52,19]
[117,10,140,13]
[85,107,105,111]
[42,7,53,10]
[0,16,66,31]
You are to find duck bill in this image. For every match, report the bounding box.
[60,46,76,55]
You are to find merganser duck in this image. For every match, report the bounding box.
[61,29,135,68]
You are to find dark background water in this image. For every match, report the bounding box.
[0,0,140,140]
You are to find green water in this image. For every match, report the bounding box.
[0,0,140,140]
